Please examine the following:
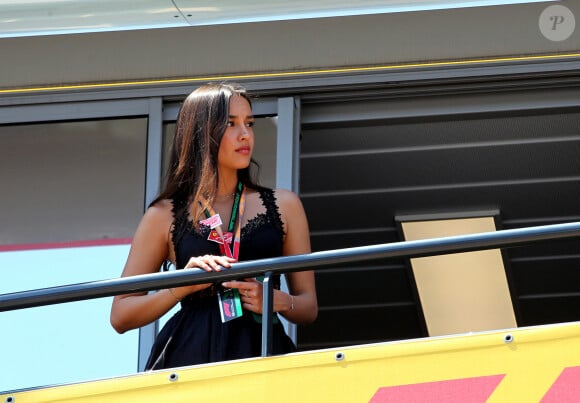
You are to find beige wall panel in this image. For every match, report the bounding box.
[402,217,517,336]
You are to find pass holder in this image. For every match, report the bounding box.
[218,288,243,322]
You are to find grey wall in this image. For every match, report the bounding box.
[1,1,578,92]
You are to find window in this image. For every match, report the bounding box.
[0,118,147,391]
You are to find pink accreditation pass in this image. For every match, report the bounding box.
[199,213,222,229]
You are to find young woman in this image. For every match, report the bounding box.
[110,83,317,370]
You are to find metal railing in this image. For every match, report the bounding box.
[2,221,580,357]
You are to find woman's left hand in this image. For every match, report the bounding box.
[222,278,264,313]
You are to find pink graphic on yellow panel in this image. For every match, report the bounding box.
[370,374,505,402]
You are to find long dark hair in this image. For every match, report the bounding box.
[151,83,259,221]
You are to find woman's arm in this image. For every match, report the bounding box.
[277,189,318,324]
[110,200,235,333]
[110,201,176,333]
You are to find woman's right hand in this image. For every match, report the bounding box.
[184,254,237,271]
[170,255,238,299]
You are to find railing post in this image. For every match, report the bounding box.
[261,271,274,357]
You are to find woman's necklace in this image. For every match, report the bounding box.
[215,192,235,200]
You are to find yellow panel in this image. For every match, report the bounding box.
[3,322,580,402]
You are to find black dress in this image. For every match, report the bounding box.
[145,188,296,370]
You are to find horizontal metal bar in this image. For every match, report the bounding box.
[1,221,580,312]
[519,291,580,300]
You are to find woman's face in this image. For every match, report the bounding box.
[217,95,255,173]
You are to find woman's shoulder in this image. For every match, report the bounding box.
[131,199,175,246]
[272,188,302,206]
[250,186,299,206]
[271,188,310,248]
[247,187,305,218]
[269,188,307,222]
[144,199,175,224]
[148,198,174,211]
[251,185,296,198]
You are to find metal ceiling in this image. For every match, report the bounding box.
[0,0,554,38]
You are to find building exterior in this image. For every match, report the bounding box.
[1,0,579,391]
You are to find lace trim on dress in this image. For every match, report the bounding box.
[258,187,285,238]
[170,196,190,250]
[172,187,284,244]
